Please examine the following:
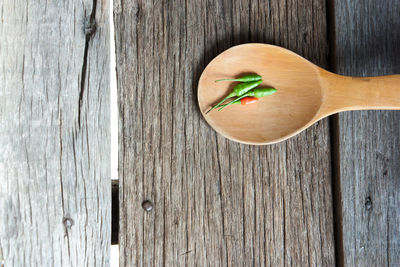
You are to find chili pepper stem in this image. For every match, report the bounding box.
[215,78,239,82]
[215,74,262,83]
[218,101,235,109]
[205,91,236,114]
[218,94,248,111]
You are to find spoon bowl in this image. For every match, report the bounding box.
[198,44,400,145]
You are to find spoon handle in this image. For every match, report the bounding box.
[323,73,400,113]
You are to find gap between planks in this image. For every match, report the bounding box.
[326,0,345,266]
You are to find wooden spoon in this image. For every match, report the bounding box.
[198,43,400,145]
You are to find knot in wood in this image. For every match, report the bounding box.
[84,18,97,37]
[365,197,372,211]
[63,217,74,229]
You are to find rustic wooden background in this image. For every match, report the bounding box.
[114,0,334,266]
[1,0,399,266]
[332,0,400,266]
[0,0,110,266]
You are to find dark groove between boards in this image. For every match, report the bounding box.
[112,180,119,245]
[326,0,344,266]
[329,114,344,267]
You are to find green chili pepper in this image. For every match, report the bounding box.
[218,88,277,111]
[253,88,277,98]
[206,80,262,114]
[215,74,262,82]
[233,80,263,96]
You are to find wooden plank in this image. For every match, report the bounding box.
[115,0,335,265]
[0,0,110,266]
[332,0,400,266]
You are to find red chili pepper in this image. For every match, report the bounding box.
[240,96,258,105]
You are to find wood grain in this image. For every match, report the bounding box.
[0,0,110,266]
[332,0,400,266]
[115,0,335,266]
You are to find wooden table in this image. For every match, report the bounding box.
[1,0,399,266]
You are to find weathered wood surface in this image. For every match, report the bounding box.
[115,0,335,266]
[333,0,400,266]
[0,0,110,266]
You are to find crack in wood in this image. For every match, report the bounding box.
[78,0,98,128]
